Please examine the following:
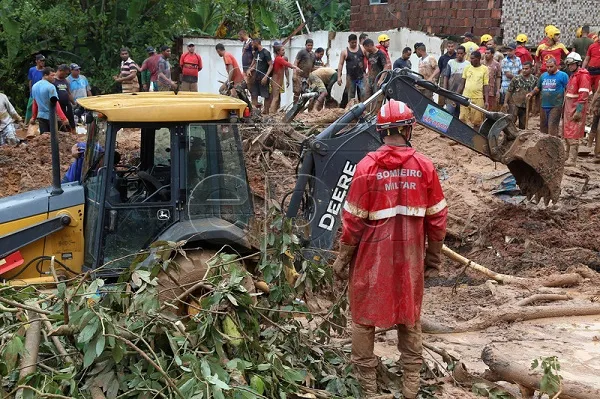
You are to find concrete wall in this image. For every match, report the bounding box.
[501,0,600,45]
[184,28,443,108]
[350,0,502,38]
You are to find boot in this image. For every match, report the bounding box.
[564,139,571,164]
[565,139,579,167]
[354,365,378,395]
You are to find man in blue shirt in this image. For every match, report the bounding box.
[25,54,46,123]
[526,57,569,136]
[31,67,68,134]
[67,64,92,101]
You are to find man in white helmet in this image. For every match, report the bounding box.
[562,52,591,166]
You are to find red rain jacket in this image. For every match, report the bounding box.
[563,68,591,139]
[340,145,447,328]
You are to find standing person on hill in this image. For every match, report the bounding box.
[333,100,447,399]
[157,45,177,91]
[502,61,537,129]
[514,34,534,64]
[67,64,92,101]
[582,31,600,91]
[30,67,69,134]
[526,57,569,137]
[114,48,139,93]
[337,34,366,104]
[0,93,23,146]
[483,47,502,111]
[536,26,569,75]
[562,52,591,167]
[179,43,203,92]
[246,38,273,114]
[54,64,75,131]
[458,51,489,131]
[443,46,471,116]
[25,54,46,124]
[293,39,315,102]
[140,47,160,92]
[270,45,300,113]
[415,43,439,100]
[215,43,245,96]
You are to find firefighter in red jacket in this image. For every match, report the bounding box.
[333,100,447,398]
[563,52,592,167]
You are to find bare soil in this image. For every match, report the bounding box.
[3,111,600,397]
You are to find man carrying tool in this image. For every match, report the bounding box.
[562,52,591,167]
[502,61,537,129]
[333,99,447,398]
[526,57,569,137]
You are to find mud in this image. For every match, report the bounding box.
[0,132,82,198]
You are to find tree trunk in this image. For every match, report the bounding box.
[482,344,600,399]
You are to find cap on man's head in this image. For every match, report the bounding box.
[35,54,46,61]
[159,45,170,52]
[58,64,70,71]
[508,42,517,50]
[463,32,474,38]
[70,63,81,70]
[187,43,195,47]
[146,46,156,53]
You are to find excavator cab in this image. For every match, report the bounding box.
[0,93,254,282]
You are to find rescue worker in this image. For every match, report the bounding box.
[333,100,447,398]
[562,52,591,167]
[307,72,328,112]
[536,26,569,75]
[515,34,534,64]
[478,34,493,54]
[376,33,391,63]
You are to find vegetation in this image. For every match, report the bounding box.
[0,209,362,398]
[0,0,350,112]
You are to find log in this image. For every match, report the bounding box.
[442,245,583,287]
[482,344,600,399]
[422,304,600,334]
[15,310,42,399]
[515,294,570,307]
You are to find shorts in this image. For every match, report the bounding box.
[38,118,51,134]
[180,81,198,92]
[0,123,17,146]
[591,74,600,91]
[346,76,365,101]
[251,80,270,99]
[459,98,485,126]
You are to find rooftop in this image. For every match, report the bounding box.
[77,92,248,123]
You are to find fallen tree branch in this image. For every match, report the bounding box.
[105,334,185,399]
[0,297,53,315]
[32,304,74,365]
[422,304,600,334]
[515,294,570,307]
[16,310,42,399]
[442,245,583,287]
[482,344,600,399]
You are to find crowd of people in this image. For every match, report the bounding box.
[2,25,600,165]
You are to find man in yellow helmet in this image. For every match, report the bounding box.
[515,34,533,64]
[377,33,391,63]
[536,26,569,75]
[478,34,493,54]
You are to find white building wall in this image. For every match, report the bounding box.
[185,28,443,109]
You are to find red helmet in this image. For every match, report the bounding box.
[376,100,416,139]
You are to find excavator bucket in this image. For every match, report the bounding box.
[500,131,566,205]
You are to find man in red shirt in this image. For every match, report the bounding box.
[215,43,245,97]
[563,52,591,167]
[333,100,447,398]
[270,45,300,113]
[583,33,600,91]
[179,43,203,92]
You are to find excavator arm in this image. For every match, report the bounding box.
[285,68,565,252]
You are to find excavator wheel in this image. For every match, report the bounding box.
[501,131,566,205]
[157,249,255,316]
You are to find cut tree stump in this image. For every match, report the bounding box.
[482,344,600,399]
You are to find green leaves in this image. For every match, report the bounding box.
[531,356,562,397]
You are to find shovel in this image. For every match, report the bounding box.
[525,96,530,129]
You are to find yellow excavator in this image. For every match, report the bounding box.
[0,69,566,289]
